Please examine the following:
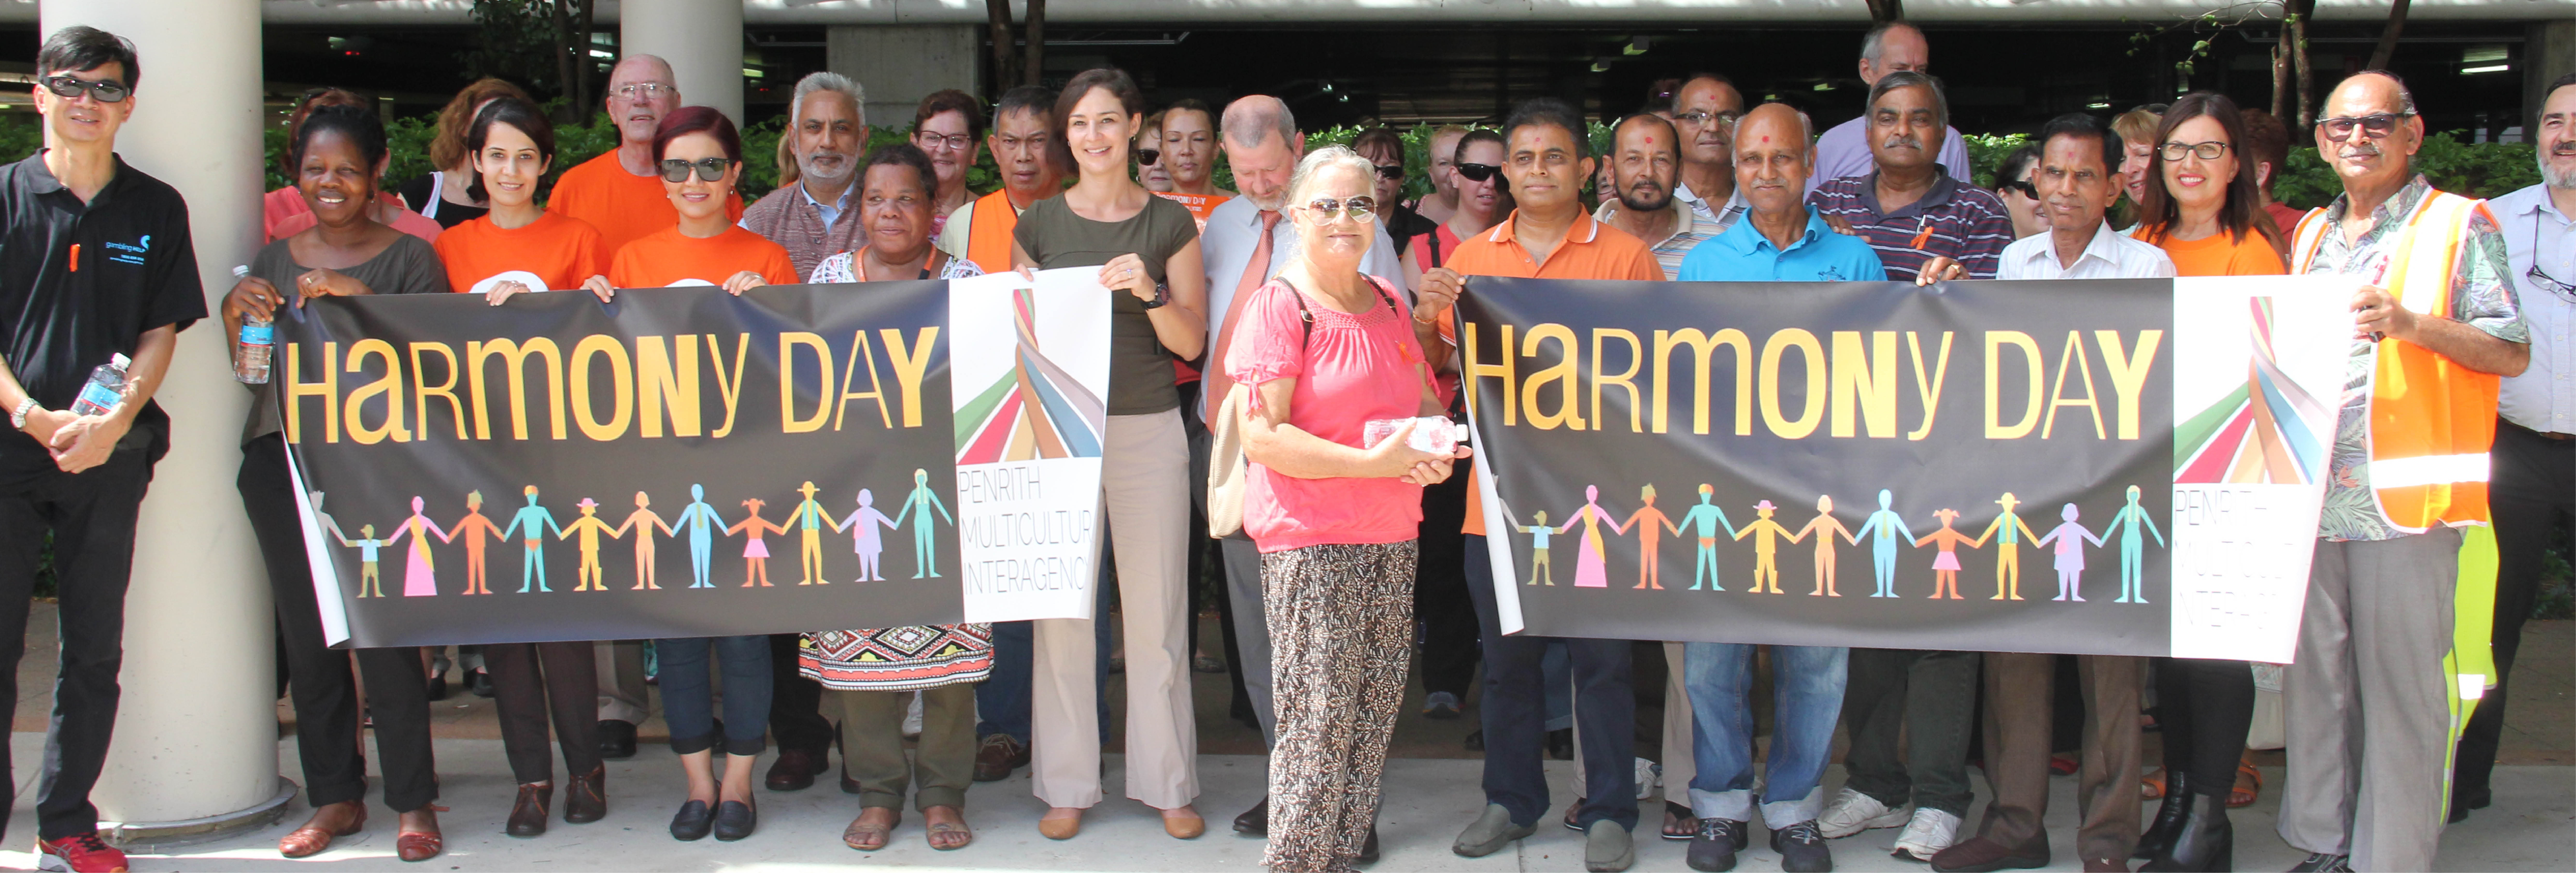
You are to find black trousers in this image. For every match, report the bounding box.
[1414,459,1479,699]
[2455,420,2574,802]
[2154,658,2254,797]
[238,435,438,814]
[1842,648,1980,815]
[770,632,835,756]
[0,441,153,840]
[1463,534,1638,830]
[487,641,601,785]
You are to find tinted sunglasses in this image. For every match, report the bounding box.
[1997,179,2039,199]
[1373,164,1405,180]
[1301,195,1378,221]
[42,75,128,103]
[658,157,735,183]
[1135,148,1161,167]
[2316,112,2412,141]
[1454,162,1501,183]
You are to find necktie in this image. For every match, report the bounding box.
[1205,209,1282,425]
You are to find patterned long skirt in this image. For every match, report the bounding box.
[1260,540,1417,873]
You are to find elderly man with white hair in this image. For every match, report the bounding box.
[1806,21,1974,193]
[743,71,871,279]
[552,53,742,258]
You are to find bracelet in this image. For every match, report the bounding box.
[10,397,37,430]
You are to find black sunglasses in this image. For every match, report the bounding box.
[657,157,735,183]
[1454,162,1501,183]
[1373,164,1405,180]
[42,75,128,103]
[1135,148,1161,167]
[1996,179,2039,199]
[2316,112,2413,141]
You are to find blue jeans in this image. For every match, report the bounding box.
[1463,535,1639,831]
[1685,642,1848,826]
[976,621,1033,744]
[655,635,772,756]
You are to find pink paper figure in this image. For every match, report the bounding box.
[833,488,901,582]
[729,498,787,588]
[2034,502,2107,602]
[1912,508,1981,600]
[1555,485,1621,589]
[381,496,452,597]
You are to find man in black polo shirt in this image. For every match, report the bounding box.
[0,26,203,873]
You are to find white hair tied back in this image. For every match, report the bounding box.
[1285,145,1378,213]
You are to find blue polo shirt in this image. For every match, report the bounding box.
[1676,206,1888,283]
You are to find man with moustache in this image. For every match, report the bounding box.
[742,72,868,280]
[1596,113,1718,278]
[1670,73,1750,232]
[1806,71,2011,285]
[1810,21,1974,193]
[1414,124,1471,224]
[937,86,1064,273]
[2272,71,2528,873]
[552,53,742,259]
[1672,104,1881,873]
[2450,71,2575,829]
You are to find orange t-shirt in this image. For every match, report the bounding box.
[432,212,609,294]
[608,225,798,289]
[2135,226,2287,277]
[1440,211,1665,537]
[549,151,745,263]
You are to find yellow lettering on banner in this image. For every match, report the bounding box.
[1652,328,1752,435]
[467,338,567,441]
[2043,330,2105,439]
[2095,330,2162,440]
[569,335,634,441]
[1984,331,2043,439]
[1830,331,1898,438]
[1904,331,1953,441]
[779,332,835,434]
[1760,329,1826,439]
[706,333,750,439]
[837,331,892,430]
[284,342,338,444]
[1520,323,1584,431]
[409,342,465,440]
[1461,323,1518,426]
[636,335,702,438]
[1590,328,1643,433]
[880,327,940,428]
[344,339,409,444]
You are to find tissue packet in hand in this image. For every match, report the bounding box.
[1364,416,1468,454]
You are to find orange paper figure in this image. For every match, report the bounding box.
[1972,492,2041,600]
[1912,508,1980,600]
[611,491,675,590]
[1732,500,1795,594]
[729,498,786,588]
[1789,494,1858,597]
[1617,484,1678,590]
[445,491,507,596]
[558,498,621,592]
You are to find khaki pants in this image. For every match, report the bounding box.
[2281,530,2459,872]
[1032,411,1198,809]
[840,684,976,811]
[1975,651,2142,865]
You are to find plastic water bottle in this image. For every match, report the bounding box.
[232,265,271,384]
[70,353,130,418]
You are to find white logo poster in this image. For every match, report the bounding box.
[949,269,1113,622]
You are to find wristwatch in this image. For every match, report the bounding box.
[1140,281,1170,310]
[10,397,37,430]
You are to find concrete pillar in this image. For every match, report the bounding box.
[623,0,745,123]
[2530,20,2576,129]
[35,0,285,842]
[827,25,982,132]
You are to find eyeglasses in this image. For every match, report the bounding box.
[614,82,674,101]
[915,132,973,151]
[41,75,128,103]
[1454,163,1501,183]
[657,157,734,183]
[1996,179,2039,199]
[2529,221,2576,303]
[1135,148,1161,167]
[1673,110,1742,129]
[2315,112,2412,141]
[1299,195,1378,221]
[2159,141,2233,161]
[1373,164,1405,180]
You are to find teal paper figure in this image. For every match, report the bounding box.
[498,485,566,593]
[2105,485,2167,604]
[1852,489,1919,598]
[894,468,954,578]
[673,484,727,589]
[2034,503,2107,603]
[1519,511,1555,586]
[1673,484,1738,591]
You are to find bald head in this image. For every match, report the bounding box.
[605,53,680,146]
[1734,103,1815,217]
[2316,71,2423,195]
[1859,22,1930,86]
[1221,95,1295,150]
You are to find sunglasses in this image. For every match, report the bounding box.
[1996,179,2039,199]
[42,75,128,103]
[1454,163,1501,183]
[1373,164,1405,180]
[1300,195,1378,221]
[2315,112,2412,141]
[657,157,735,183]
[1135,148,1160,167]
[2159,141,2232,161]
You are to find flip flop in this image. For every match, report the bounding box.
[844,812,898,851]
[927,819,973,851]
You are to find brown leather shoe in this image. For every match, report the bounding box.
[396,829,443,863]
[1930,836,2049,873]
[278,801,365,858]
[766,748,828,791]
[563,765,607,824]
[974,734,1029,782]
[506,784,551,837]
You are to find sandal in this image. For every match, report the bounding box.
[278,801,365,858]
[395,804,449,863]
[2229,759,2264,808]
[2141,766,2170,801]
[843,809,898,851]
[1661,800,1698,840]
[924,807,973,851]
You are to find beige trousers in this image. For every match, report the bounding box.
[1032,410,1199,809]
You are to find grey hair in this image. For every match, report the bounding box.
[1222,95,1297,149]
[1860,20,1922,64]
[2346,69,2419,118]
[1866,70,1947,133]
[1278,146,1380,270]
[789,71,866,129]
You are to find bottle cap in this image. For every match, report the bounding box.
[111,353,130,368]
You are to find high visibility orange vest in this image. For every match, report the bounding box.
[964,189,1022,274]
[2288,188,2500,533]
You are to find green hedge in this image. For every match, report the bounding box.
[1966,131,2539,211]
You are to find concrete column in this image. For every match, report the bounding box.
[622,0,745,123]
[827,25,982,132]
[2530,20,2575,129]
[35,0,285,842]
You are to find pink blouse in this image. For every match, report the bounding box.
[1227,276,1434,553]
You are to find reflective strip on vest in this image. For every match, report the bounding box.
[2364,452,2492,488]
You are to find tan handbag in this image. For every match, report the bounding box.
[1205,380,1253,538]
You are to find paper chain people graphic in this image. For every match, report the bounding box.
[1501,484,2169,604]
[312,476,953,599]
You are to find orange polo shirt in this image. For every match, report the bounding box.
[607,225,798,289]
[549,151,745,263]
[1443,210,1665,537]
[432,212,609,294]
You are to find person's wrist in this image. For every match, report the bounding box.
[9,397,38,431]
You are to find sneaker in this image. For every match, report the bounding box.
[1770,820,1832,873]
[1817,786,1908,838]
[1686,817,1747,872]
[1892,807,1963,861]
[901,692,924,739]
[35,832,127,873]
[1422,691,1462,719]
[2288,852,2352,873]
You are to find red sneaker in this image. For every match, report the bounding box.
[35,832,128,873]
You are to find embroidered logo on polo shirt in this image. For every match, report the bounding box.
[102,234,149,266]
[1817,266,1848,281]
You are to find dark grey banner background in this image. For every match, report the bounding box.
[1461,278,2176,656]
[276,282,961,648]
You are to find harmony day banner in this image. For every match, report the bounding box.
[1458,275,2348,660]
[273,269,1111,648]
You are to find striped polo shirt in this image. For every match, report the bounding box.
[1805,171,2015,281]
